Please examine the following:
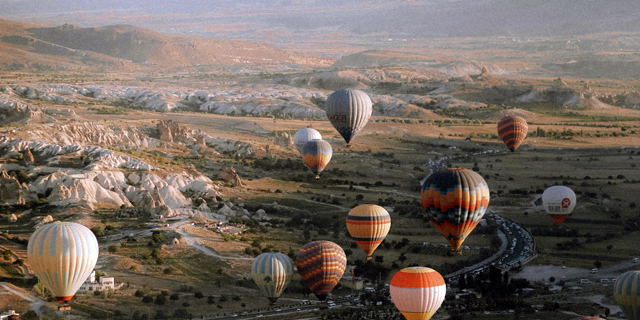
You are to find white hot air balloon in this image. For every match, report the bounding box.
[27,222,99,309]
[542,185,577,226]
[293,128,322,154]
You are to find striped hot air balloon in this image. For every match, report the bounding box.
[251,252,294,304]
[542,185,577,226]
[497,115,528,152]
[325,89,372,147]
[296,241,347,301]
[346,204,390,260]
[390,267,446,320]
[420,168,490,254]
[615,270,640,320]
[301,139,332,179]
[27,221,99,306]
[294,128,322,154]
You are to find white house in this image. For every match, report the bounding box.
[78,270,120,292]
[0,310,20,320]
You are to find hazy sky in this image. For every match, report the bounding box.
[2,0,640,41]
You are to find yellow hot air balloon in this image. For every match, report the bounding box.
[27,221,99,308]
[615,270,640,320]
[346,204,390,260]
[251,252,294,304]
[390,267,446,320]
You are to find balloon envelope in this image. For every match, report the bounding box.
[251,252,294,304]
[294,128,322,154]
[296,241,346,301]
[542,186,576,226]
[497,115,528,152]
[390,267,446,320]
[302,139,332,179]
[27,222,99,304]
[615,270,640,320]
[325,89,372,146]
[346,204,390,259]
[420,168,490,251]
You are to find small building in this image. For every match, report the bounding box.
[78,270,120,293]
[0,310,20,320]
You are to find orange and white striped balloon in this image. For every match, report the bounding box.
[390,267,446,320]
[346,204,390,260]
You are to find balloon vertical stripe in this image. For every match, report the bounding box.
[27,222,99,304]
[615,270,640,320]
[251,252,294,304]
[325,89,372,145]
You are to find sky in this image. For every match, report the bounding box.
[2,0,640,42]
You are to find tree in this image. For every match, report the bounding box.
[90,226,104,237]
[170,293,180,300]
[108,244,118,253]
[155,294,167,305]
[594,260,603,269]
[194,291,204,299]
[142,295,153,303]
[135,289,145,297]
[219,295,228,303]
[22,310,39,320]
[374,256,384,263]
[208,295,215,304]
[172,308,192,319]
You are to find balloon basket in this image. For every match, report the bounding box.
[345,144,351,148]
[58,305,71,311]
[315,175,320,180]
[449,249,462,256]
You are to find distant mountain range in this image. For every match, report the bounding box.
[2,0,640,42]
[0,18,333,70]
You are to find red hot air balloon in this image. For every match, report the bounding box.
[497,115,528,152]
[296,241,346,301]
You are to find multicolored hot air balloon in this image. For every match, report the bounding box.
[294,128,322,154]
[251,252,294,304]
[390,267,446,320]
[27,221,99,308]
[615,270,640,320]
[497,115,528,152]
[346,204,390,260]
[542,186,576,226]
[420,168,490,254]
[296,241,347,301]
[325,89,372,147]
[301,139,332,179]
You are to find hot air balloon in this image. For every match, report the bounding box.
[497,115,528,152]
[420,168,490,254]
[301,139,332,179]
[615,270,640,320]
[346,204,390,260]
[542,186,576,226]
[325,89,372,147]
[27,221,99,309]
[251,252,294,304]
[294,128,322,154]
[296,241,346,301]
[390,267,446,320]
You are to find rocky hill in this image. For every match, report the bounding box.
[0,19,334,71]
